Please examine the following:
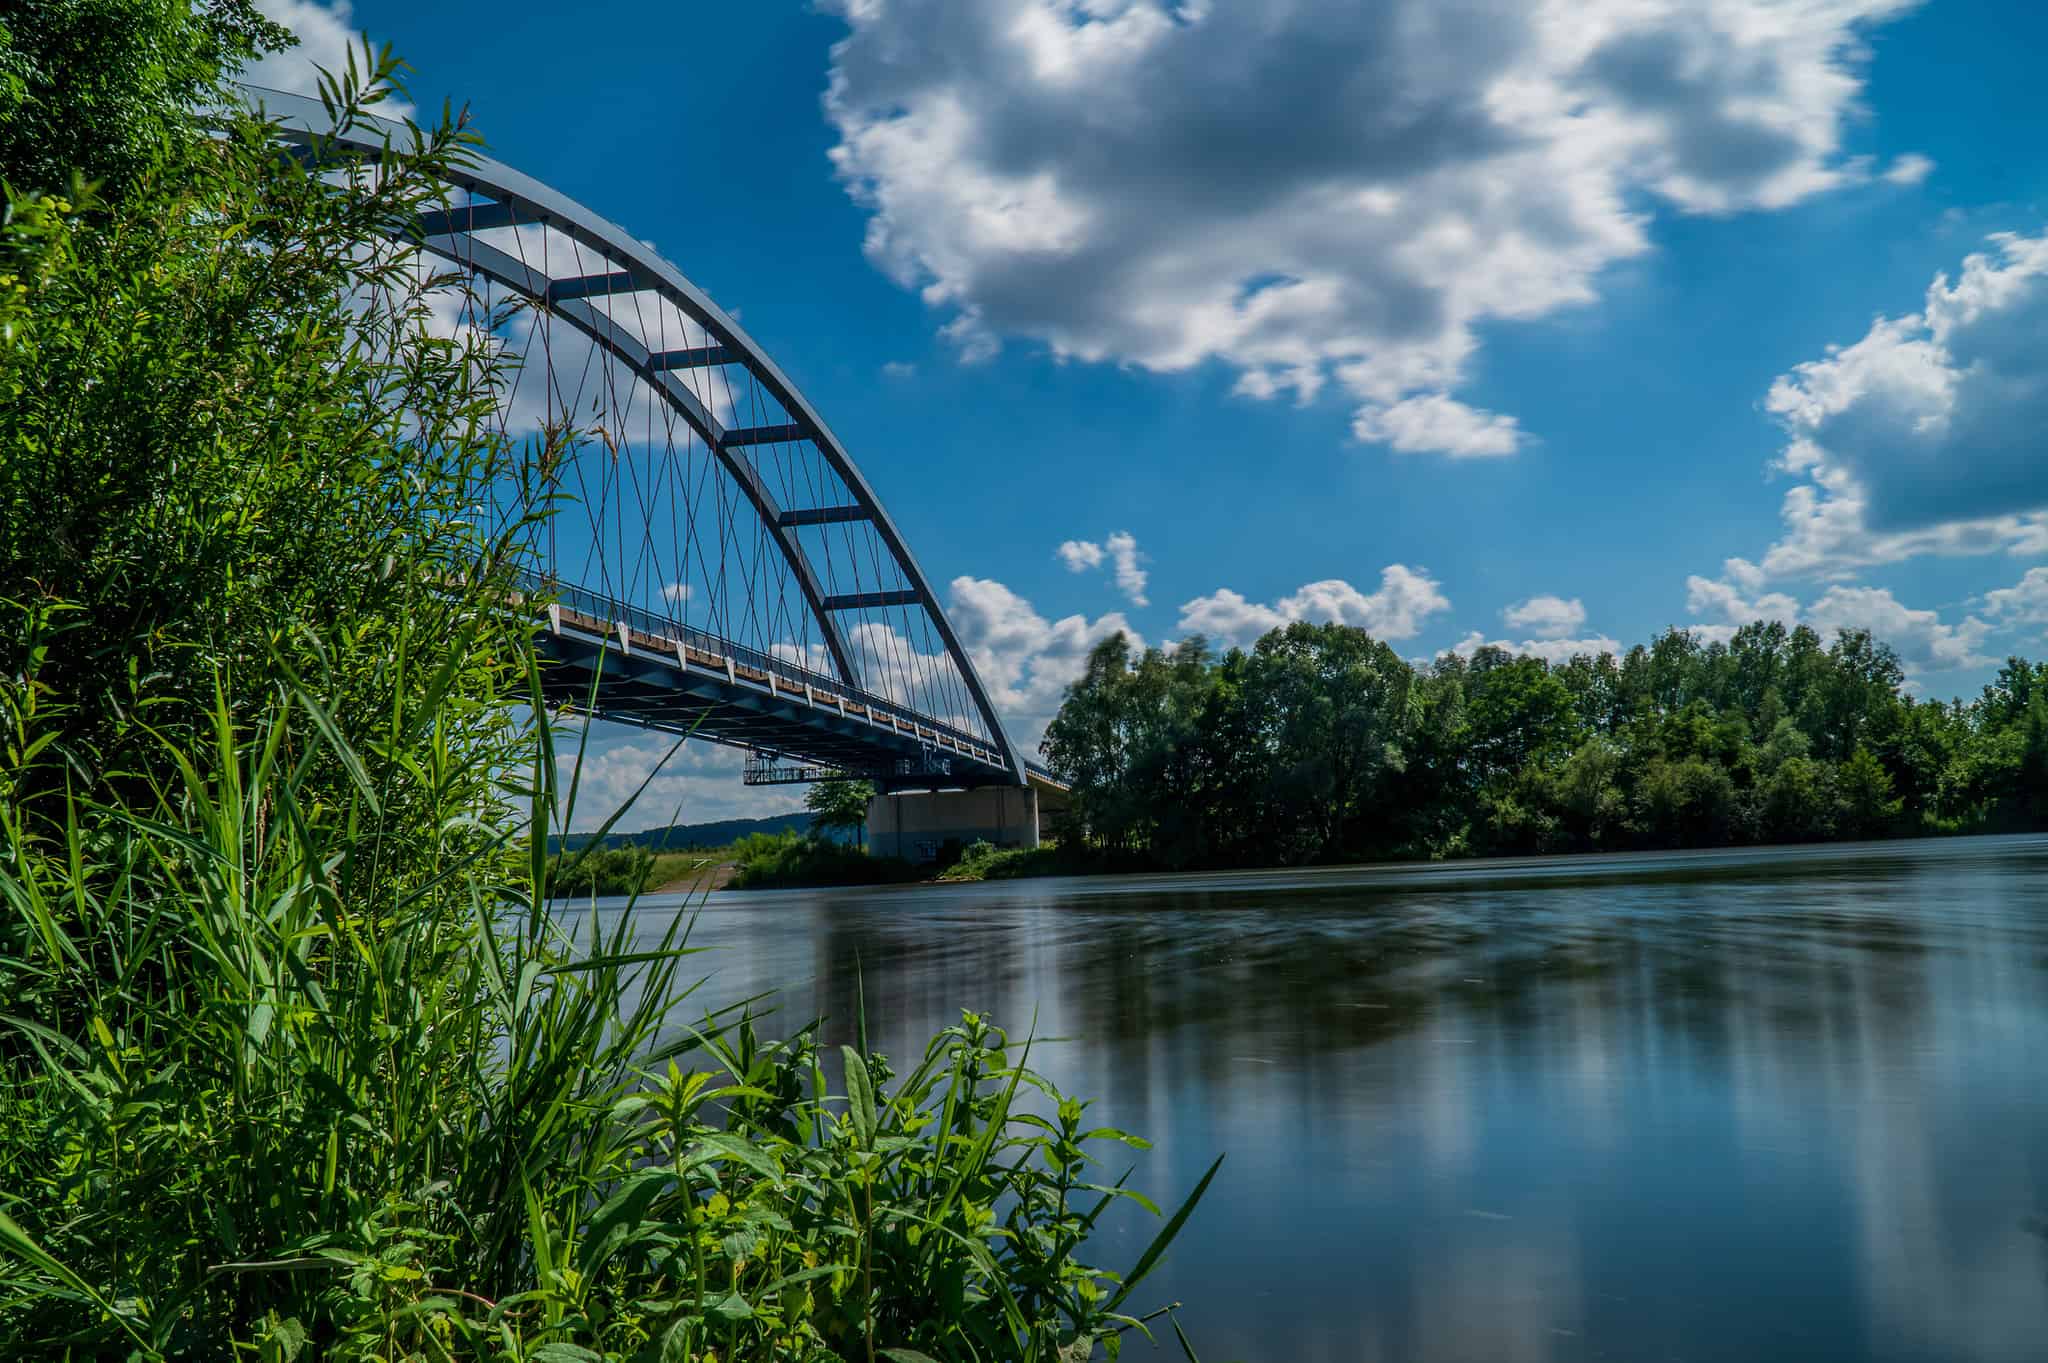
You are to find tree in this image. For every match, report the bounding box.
[1463,652,1580,783]
[0,0,290,197]
[2020,691,2048,827]
[1234,623,1413,863]
[1760,755,1834,844]
[1631,757,1737,847]
[0,44,528,841]
[1837,747,1903,837]
[806,777,876,843]
[1044,633,1144,849]
[1550,737,1626,846]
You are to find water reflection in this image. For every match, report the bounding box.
[570,835,2048,1361]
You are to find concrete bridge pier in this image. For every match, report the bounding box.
[867,786,1041,863]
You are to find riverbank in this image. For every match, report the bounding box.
[706,822,2048,893]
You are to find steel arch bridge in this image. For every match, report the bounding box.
[251,87,1049,794]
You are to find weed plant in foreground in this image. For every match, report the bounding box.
[0,680,1219,1360]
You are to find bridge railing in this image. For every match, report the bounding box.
[527,576,1001,763]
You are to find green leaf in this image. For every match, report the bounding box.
[703,1291,754,1325]
[530,1346,603,1363]
[681,1131,781,1180]
[258,1315,309,1363]
[575,1168,671,1280]
[1104,1153,1225,1315]
[0,1210,154,1352]
[842,1043,876,1149]
[881,1350,942,1363]
[285,682,381,816]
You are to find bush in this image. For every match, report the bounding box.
[550,843,659,897]
[937,841,1074,882]
[728,829,922,890]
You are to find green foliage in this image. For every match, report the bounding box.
[0,0,291,196]
[1043,621,2048,868]
[1836,747,1903,838]
[0,688,1211,1359]
[935,841,1076,882]
[805,778,876,841]
[728,830,921,890]
[0,43,533,852]
[551,843,660,897]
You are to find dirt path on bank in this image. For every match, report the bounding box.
[650,862,740,894]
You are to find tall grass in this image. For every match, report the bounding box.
[0,662,1216,1360]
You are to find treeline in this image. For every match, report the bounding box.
[1043,621,2048,867]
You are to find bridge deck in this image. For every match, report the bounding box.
[533,580,1056,789]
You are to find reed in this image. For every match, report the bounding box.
[0,651,1214,1361]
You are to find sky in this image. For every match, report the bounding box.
[249,0,2048,829]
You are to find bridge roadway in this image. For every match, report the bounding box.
[533,580,1059,793]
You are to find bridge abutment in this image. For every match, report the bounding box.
[867,787,1040,863]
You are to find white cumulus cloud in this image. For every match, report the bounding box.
[554,730,797,834]
[1177,565,1450,648]
[1983,567,2048,629]
[1882,152,1935,186]
[1804,585,1994,671]
[1501,595,1588,640]
[1446,632,1621,665]
[245,1,412,116]
[1685,564,1803,633]
[1685,564,1995,672]
[1756,230,2048,579]
[1054,531,1148,605]
[824,0,1921,457]
[948,576,1140,746]
[1056,539,1105,572]
[1353,395,1522,459]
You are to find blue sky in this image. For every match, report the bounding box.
[253,0,2048,826]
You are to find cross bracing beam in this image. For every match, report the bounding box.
[538,589,1003,762]
[778,505,867,528]
[535,628,1018,787]
[720,423,807,449]
[649,344,735,370]
[544,269,641,304]
[414,200,520,237]
[245,83,1030,786]
[823,590,922,611]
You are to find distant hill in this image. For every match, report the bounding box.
[549,810,858,854]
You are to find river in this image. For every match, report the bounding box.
[561,834,2048,1361]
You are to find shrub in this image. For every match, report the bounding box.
[936,841,1067,882]
[729,830,922,890]
[551,843,659,897]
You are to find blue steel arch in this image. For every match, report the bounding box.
[246,86,1028,786]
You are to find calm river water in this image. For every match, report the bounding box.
[565,834,2048,1361]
